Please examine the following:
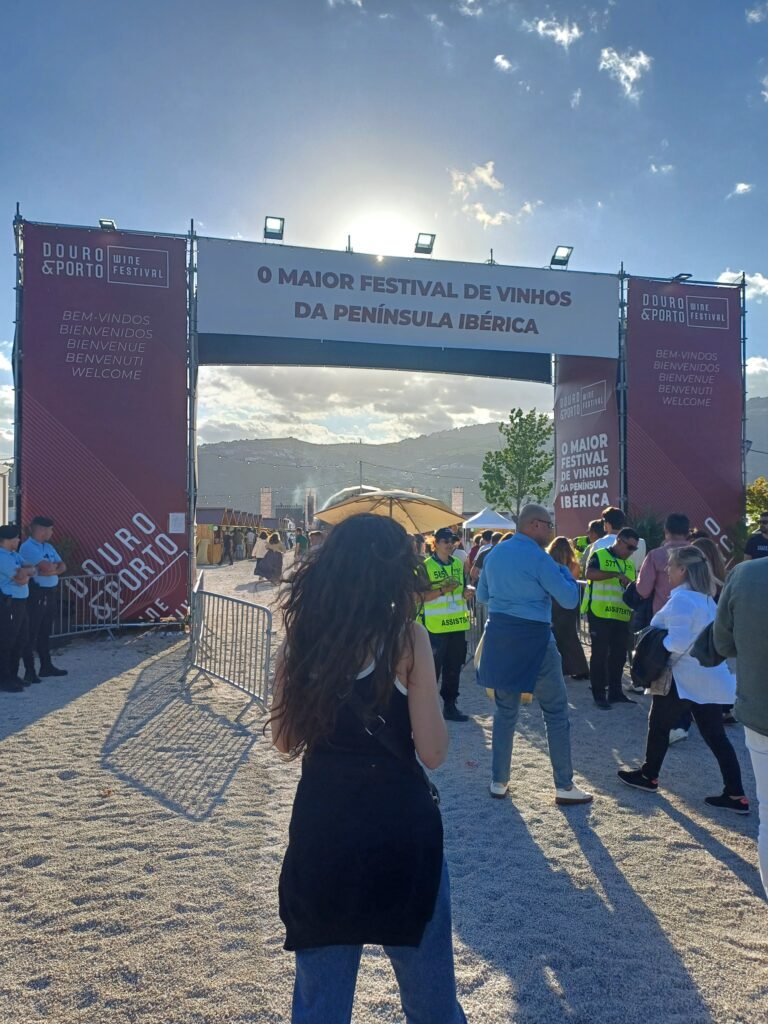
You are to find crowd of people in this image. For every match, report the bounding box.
[265,502,767,1023]
[0,515,68,693]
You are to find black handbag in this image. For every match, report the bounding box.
[343,687,441,806]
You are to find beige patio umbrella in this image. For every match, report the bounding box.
[315,489,460,534]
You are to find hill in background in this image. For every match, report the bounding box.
[198,398,768,517]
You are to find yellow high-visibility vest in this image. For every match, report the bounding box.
[582,546,635,621]
[421,556,470,633]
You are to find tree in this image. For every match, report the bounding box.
[479,408,554,519]
[746,476,768,529]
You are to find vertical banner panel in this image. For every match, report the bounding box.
[19,223,189,622]
[554,356,621,538]
[626,279,743,543]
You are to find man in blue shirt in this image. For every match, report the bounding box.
[0,524,36,692]
[476,504,593,806]
[19,515,68,682]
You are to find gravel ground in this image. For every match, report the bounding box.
[0,555,765,1023]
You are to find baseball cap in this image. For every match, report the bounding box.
[435,527,458,542]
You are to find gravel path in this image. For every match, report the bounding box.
[1,556,765,1023]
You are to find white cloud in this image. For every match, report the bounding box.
[718,269,768,301]
[0,340,12,375]
[427,13,445,30]
[456,0,482,15]
[746,3,768,23]
[494,54,515,73]
[599,47,653,101]
[650,162,674,174]
[450,160,504,197]
[524,17,582,49]
[727,182,754,198]
[747,357,768,397]
[570,88,582,108]
[762,74,768,101]
[328,0,363,7]
[197,365,551,445]
[462,199,542,229]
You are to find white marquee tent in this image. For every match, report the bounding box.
[462,507,516,531]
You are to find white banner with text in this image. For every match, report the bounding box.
[197,239,618,358]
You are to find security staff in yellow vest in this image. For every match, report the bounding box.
[584,527,640,710]
[419,527,474,722]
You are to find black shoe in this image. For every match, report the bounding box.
[593,699,612,710]
[39,664,68,677]
[609,693,637,704]
[722,712,737,725]
[571,673,590,681]
[618,768,658,792]
[0,679,25,693]
[443,702,469,722]
[704,792,750,814]
[24,671,41,684]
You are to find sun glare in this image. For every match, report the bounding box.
[345,210,421,259]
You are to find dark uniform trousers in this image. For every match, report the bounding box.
[0,595,28,683]
[429,630,467,704]
[588,612,630,701]
[23,584,57,672]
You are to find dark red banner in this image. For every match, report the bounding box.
[553,355,621,538]
[19,223,189,622]
[626,278,743,549]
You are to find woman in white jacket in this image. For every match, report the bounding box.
[618,546,749,813]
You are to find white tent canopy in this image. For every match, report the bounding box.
[462,507,516,531]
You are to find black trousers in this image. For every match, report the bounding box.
[429,631,467,704]
[588,613,630,701]
[23,585,57,671]
[642,680,744,796]
[0,596,28,682]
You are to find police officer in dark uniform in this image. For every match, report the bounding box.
[0,524,35,693]
[20,515,68,682]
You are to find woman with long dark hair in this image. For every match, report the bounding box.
[270,514,466,1024]
[546,536,589,679]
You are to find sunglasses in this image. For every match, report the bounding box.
[535,519,554,528]
[624,543,639,552]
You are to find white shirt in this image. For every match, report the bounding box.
[650,585,735,704]
[452,548,468,564]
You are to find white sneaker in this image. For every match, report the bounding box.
[489,781,509,799]
[628,682,646,694]
[669,728,688,744]
[555,785,594,806]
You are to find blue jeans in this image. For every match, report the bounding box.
[291,862,467,1024]
[491,637,574,790]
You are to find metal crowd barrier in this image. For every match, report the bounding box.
[52,573,122,639]
[466,594,485,661]
[189,581,273,711]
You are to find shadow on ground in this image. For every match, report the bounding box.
[102,647,257,822]
[0,633,153,742]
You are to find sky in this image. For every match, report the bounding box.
[2,0,768,454]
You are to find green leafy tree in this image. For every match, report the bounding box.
[746,477,768,529]
[480,408,554,519]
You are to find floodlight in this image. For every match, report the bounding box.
[672,273,692,283]
[99,218,117,231]
[264,216,285,241]
[415,232,436,255]
[550,245,573,269]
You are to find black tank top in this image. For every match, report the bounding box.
[279,662,444,950]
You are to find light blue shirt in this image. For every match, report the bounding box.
[0,548,29,598]
[19,538,62,588]
[476,532,579,623]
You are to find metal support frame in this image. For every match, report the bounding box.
[12,205,24,525]
[187,222,199,618]
[617,263,628,511]
[740,273,748,505]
